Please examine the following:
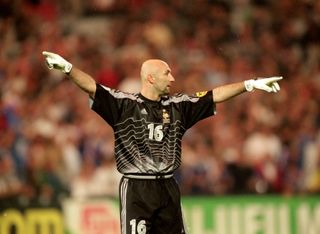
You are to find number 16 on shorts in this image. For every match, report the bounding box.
[130,219,146,234]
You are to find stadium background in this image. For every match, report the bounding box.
[0,0,320,233]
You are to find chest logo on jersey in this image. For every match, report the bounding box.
[195,91,208,97]
[162,109,170,123]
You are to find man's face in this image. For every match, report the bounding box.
[153,63,175,96]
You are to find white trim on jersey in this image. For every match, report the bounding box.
[120,178,129,234]
[181,204,189,234]
[162,94,200,105]
[101,85,143,103]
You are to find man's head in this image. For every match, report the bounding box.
[140,59,175,98]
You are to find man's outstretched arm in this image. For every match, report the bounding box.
[212,77,282,103]
[42,51,96,98]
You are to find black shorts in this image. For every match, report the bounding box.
[119,175,187,234]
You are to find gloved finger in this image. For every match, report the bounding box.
[272,84,277,93]
[259,84,273,92]
[42,51,55,58]
[257,76,283,84]
[44,57,56,68]
[272,82,280,91]
[45,60,53,69]
[42,51,50,57]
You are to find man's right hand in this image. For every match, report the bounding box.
[42,51,73,74]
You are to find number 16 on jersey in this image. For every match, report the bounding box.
[147,123,164,141]
[130,219,146,234]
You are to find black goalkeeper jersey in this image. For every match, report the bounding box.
[90,84,216,175]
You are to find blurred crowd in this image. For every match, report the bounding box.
[1,0,320,207]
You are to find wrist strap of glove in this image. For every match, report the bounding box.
[244,79,255,92]
[64,63,73,75]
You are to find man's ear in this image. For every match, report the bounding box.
[147,74,155,84]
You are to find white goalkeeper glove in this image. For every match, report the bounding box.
[244,76,282,93]
[42,51,73,74]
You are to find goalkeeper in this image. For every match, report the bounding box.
[42,51,282,234]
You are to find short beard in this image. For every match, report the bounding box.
[154,84,169,96]
[160,88,170,96]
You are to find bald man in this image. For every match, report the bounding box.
[42,51,282,234]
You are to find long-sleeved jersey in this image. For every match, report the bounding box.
[90,84,215,175]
